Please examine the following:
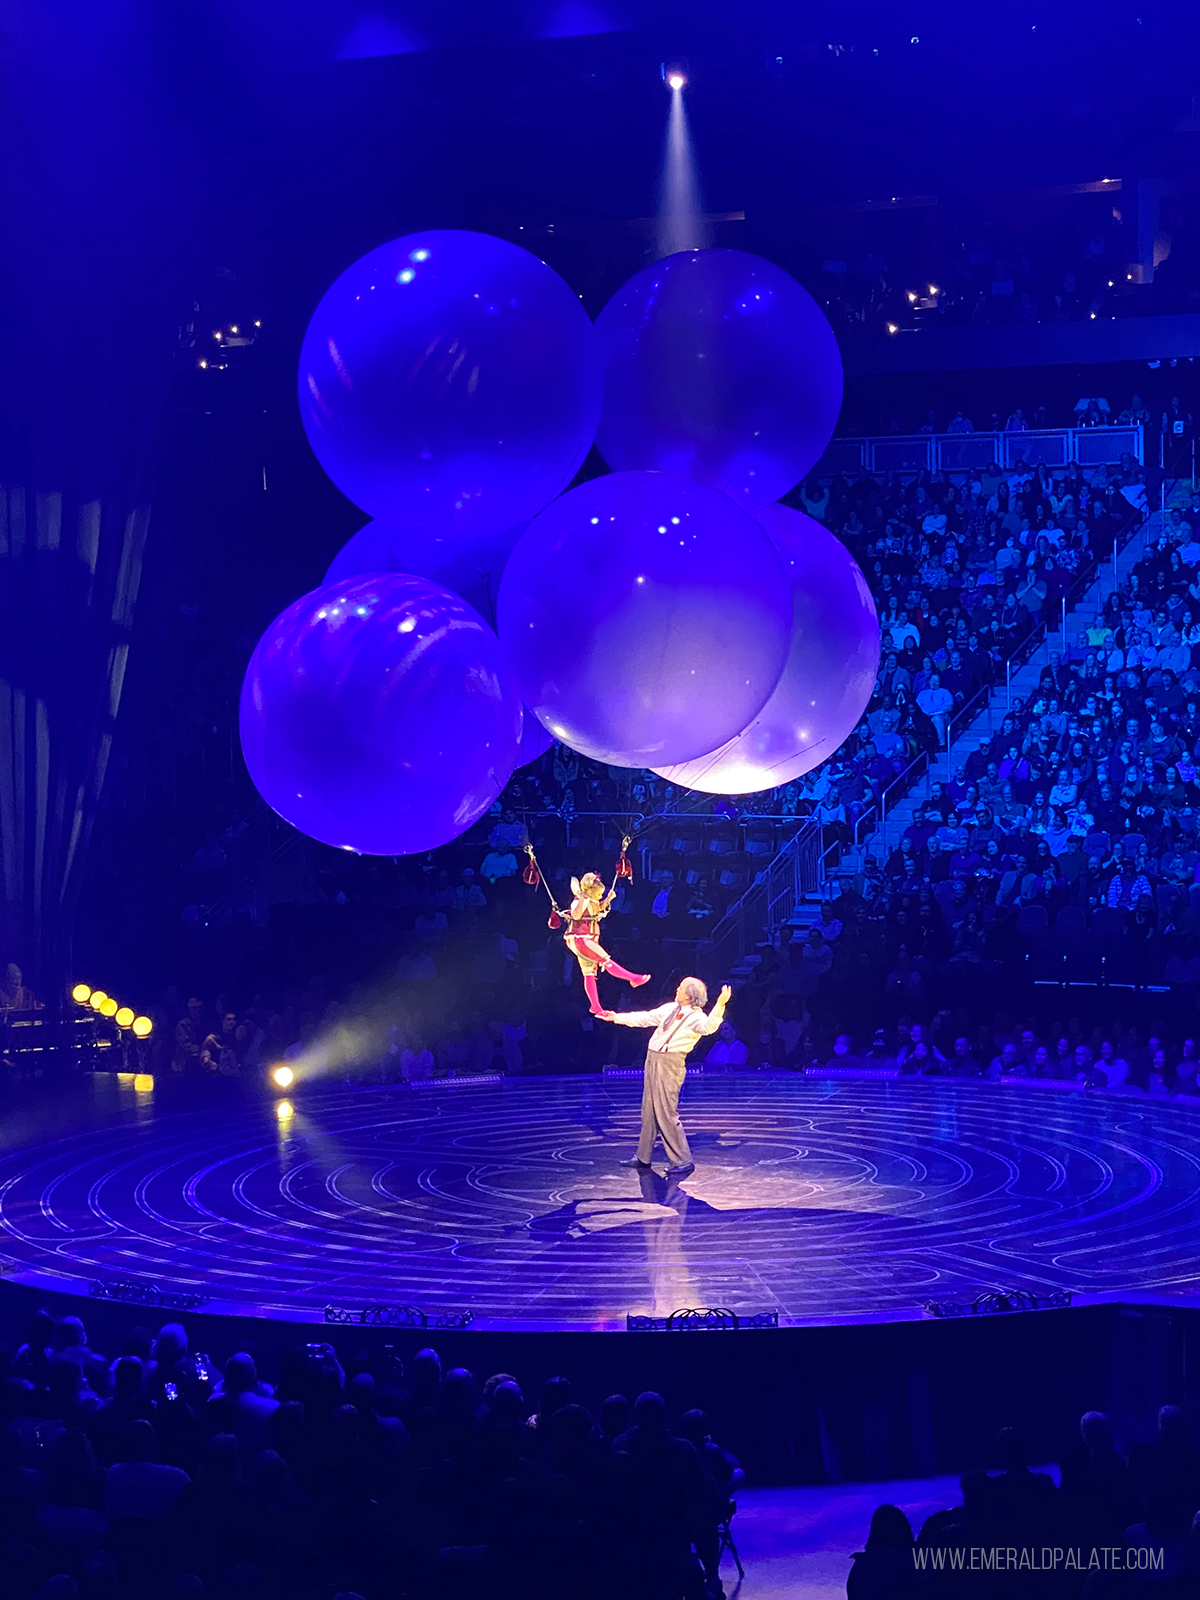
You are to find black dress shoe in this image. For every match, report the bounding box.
[618,1156,653,1169]
[665,1162,695,1177]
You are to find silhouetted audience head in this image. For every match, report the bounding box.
[865,1503,914,1548]
[599,1393,631,1440]
[633,1391,668,1431]
[535,1374,573,1425]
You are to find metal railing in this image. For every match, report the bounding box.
[708,817,824,970]
[817,424,1143,478]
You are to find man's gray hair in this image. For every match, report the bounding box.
[681,977,708,1007]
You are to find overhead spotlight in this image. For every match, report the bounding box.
[273,1065,295,1090]
[661,59,688,90]
[906,291,917,303]
[229,324,239,334]
[71,984,92,1004]
[99,997,118,1017]
[115,1007,135,1028]
[89,991,108,1011]
[667,71,686,90]
[928,284,939,295]
[886,322,898,334]
[131,1016,153,1038]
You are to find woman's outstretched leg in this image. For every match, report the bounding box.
[603,960,650,988]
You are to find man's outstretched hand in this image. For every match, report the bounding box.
[717,985,732,1005]
[596,1010,617,1022]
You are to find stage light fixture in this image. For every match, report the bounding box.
[115,1007,135,1028]
[276,1099,294,1122]
[906,291,917,303]
[667,71,685,89]
[71,984,92,1004]
[89,991,108,1011]
[886,322,898,334]
[928,284,938,295]
[100,997,118,1017]
[131,1016,153,1038]
[273,1065,295,1089]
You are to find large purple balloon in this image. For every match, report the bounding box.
[653,504,879,794]
[496,471,791,768]
[595,250,843,512]
[240,573,521,855]
[516,708,555,767]
[299,230,601,536]
[324,518,522,625]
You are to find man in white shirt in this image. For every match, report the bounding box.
[917,673,954,741]
[889,611,920,652]
[600,978,731,1175]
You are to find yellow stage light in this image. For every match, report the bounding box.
[89,991,108,1011]
[273,1065,295,1089]
[131,1016,153,1038]
[276,1099,294,1122]
[100,997,118,1017]
[115,1007,135,1028]
[133,1074,154,1093]
[71,984,92,1004]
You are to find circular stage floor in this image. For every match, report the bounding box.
[2,1073,1200,1329]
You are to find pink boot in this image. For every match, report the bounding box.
[605,961,651,987]
[583,973,604,1015]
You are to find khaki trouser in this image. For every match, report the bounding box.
[637,1049,692,1167]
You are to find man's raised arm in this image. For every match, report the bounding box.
[700,984,733,1035]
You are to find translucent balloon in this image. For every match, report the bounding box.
[240,572,521,855]
[516,707,555,767]
[299,230,601,536]
[595,249,843,512]
[653,504,879,794]
[324,517,523,626]
[497,471,791,768]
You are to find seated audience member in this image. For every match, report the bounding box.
[105,1420,190,1519]
[705,1020,749,1067]
[847,1504,922,1598]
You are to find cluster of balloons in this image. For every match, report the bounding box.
[239,230,880,857]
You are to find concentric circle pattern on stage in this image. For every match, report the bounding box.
[2,1075,1200,1328]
